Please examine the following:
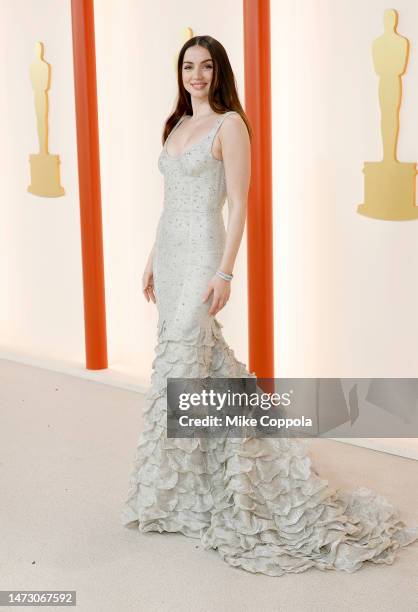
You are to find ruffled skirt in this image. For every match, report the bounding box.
[121,317,418,576]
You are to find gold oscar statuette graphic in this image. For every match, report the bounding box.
[358,9,418,220]
[173,27,194,72]
[27,42,65,197]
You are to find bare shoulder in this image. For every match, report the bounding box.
[213,112,249,160]
[219,112,249,144]
[221,111,247,130]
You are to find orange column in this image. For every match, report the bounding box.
[70,0,108,370]
[243,0,275,377]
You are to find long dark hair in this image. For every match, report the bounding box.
[162,35,252,145]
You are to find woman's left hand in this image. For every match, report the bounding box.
[202,275,231,316]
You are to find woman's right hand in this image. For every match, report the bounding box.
[142,258,156,303]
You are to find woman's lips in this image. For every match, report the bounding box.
[192,83,206,89]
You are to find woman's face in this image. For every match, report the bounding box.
[182,45,214,100]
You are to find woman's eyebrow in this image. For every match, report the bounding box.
[183,59,213,64]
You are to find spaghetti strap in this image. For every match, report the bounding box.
[213,111,238,135]
[209,111,239,152]
[164,114,188,150]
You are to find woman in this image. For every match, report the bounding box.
[121,35,418,576]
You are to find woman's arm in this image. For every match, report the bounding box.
[218,114,251,275]
[143,241,156,303]
[202,114,251,316]
[147,242,155,264]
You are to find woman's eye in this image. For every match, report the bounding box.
[183,65,213,70]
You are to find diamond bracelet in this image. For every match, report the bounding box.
[216,269,233,281]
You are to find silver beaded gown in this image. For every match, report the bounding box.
[121,110,418,576]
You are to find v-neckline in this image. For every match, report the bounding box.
[164,114,224,160]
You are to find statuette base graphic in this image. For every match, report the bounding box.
[27,153,65,197]
[357,161,418,220]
